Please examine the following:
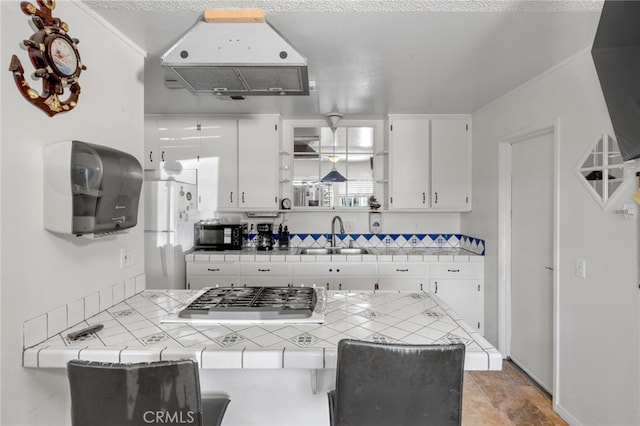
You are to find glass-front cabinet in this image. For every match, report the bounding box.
[281,120,384,209]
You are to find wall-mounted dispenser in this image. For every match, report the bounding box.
[44,141,143,236]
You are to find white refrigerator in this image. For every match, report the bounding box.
[144,179,197,289]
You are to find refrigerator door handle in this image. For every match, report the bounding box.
[160,245,168,277]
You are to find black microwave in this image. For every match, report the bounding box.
[194,222,244,251]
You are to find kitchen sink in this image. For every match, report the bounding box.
[298,248,332,255]
[334,248,369,255]
[297,247,370,255]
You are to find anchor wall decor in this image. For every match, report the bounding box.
[8,0,86,117]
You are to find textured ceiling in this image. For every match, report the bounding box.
[85,0,604,117]
[87,0,603,12]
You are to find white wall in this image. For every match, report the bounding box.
[465,51,639,425]
[279,211,460,235]
[0,1,145,424]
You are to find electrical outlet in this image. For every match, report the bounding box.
[575,258,586,279]
[120,248,133,269]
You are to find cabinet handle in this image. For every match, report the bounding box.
[420,283,423,291]
[326,283,330,290]
[230,192,233,203]
[396,268,409,272]
[207,268,220,272]
[149,151,153,162]
[258,268,271,272]
[435,281,438,293]
[242,192,245,203]
[422,192,426,204]
[447,269,460,273]
[339,283,342,290]
[434,192,438,204]
[374,283,379,290]
[161,151,165,162]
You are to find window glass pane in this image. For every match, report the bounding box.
[292,126,375,208]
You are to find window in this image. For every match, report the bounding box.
[292,126,374,208]
[577,132,625,208]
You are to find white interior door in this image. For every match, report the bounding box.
[510,131,554,392]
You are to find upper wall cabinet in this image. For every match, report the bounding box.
[198,119,238,211]
[144,115,280,213]
[388,117,431,208]
[144,117,199,170]
[388,115,471,212]
[430,118,471,210]
[238,115,280,210]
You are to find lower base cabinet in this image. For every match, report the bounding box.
[292,263,377,291]
[377,263,429,291]
[186,262,238,290]
[239,263,290,287]
[429,263,484,334]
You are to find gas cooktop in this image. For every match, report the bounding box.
[177,286,321,321]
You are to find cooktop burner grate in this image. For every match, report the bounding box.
[178,286,318,320]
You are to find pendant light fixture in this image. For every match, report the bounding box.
[321,112,347,183]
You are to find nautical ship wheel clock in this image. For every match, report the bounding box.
[8,0,86,117]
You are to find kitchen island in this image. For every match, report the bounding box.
[23,289,500,371]
[23,288,501,426]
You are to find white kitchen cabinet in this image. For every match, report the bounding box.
[197,119,238,211]
[388,117,430,209]
[429,263,483,333]
[186,262,239,290]
[144,117,159,169]
[238,116,280,210]
[387,115,471,211]
[239,263,291,287]
[377,263,429,291]
[430,118,471,211]
[292,263,377,290]
[156,117,200,170]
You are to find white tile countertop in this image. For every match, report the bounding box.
[187,247,483,263]
[23,289,501,371]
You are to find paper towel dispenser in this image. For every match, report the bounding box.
[44,141,143,236]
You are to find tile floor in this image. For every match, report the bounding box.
[463,360,567,425]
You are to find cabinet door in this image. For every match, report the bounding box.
[430,279,482,333]
[157,118,200,169]
[238,116,280,209]
[197,119,238,211]
[431,118,470,211]
[144,117,159,169]
[389,117,430,209]
[377,278,425,291]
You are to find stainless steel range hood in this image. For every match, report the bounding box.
[161,10,309,97]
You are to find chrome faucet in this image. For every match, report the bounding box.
[330,215,345,248]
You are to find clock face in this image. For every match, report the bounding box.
[49,36,78,77]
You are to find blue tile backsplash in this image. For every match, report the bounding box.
[250,233,485,255]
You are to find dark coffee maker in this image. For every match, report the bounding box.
[256,223,274,251]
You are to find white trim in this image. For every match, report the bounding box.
[498,120,560,403]
[71,0,147,57]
